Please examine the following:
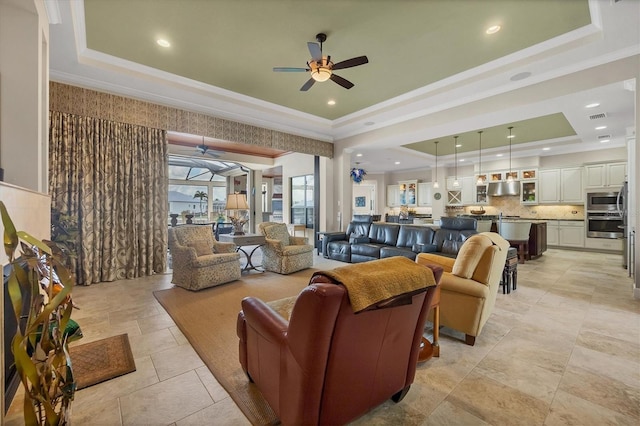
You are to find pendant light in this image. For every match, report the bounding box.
[476,130,484,185]
[433,141,439,189]
[453,136,460,187]
[506,126,514,182]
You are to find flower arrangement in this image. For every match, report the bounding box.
[350,167,367,183]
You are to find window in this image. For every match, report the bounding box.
[291,175,314,228]
[168,155,236,225]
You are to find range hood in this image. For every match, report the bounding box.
[488,181,520,196]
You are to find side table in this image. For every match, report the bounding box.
[218,233,266,273]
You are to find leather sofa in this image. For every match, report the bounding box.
[324,216,478,263]
[237,257,443,425]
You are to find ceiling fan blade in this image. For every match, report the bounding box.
[300,78,316,91]
[273,67,309,72]
[307,42,322,61]
[330,74,354,90]
[332,55,369,70]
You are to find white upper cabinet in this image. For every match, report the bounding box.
[386,185,400,207]
[560,167,583,203]
[539,167,583,204]
[417,182,432,206]
[585,162,627,188]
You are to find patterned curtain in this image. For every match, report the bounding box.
[49,111,168,285]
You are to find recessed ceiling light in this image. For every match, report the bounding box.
[600,139,611,143]
[542,147,551,151]
[459,159,465,162]
[486,25,501,34]
[595,125,607,130]
[364,121,375,126]
[496,153,503,157]
[156,39,171,48]
[394,161,400,165]
[585,102,600,108]
[356,153,363,157]
[456,144,462,148]
[327,100,336,106]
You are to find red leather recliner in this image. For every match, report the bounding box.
[237,260,443,425]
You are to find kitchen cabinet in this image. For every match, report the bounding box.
[561,167,583,203]
[386,185,400,207]
[547,221,559,245]
[398,180,417,206]
[520,180,538,205]
[521,169,537,180]
[528,222,547,259]
[417,182,432,206]
[461,176,475,205]
[547,220,584,247]
[548,220,585,248]
[476,183,488,204]
[446,176,475,206]
[539,167,583,204]
[584,162,627,188]
[584,237,623,252]
[559,220,584,247]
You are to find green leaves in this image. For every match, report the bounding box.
[0,201,81,425]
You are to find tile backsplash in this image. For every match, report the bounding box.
[463,195,585,219]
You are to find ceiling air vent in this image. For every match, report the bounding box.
[598,134,612,140]
[589,112,608,120]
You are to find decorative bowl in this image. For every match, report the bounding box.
[470,209,486,215]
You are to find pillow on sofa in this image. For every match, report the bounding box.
[452,234,493,279]
[264,223,290,246]
[189,240,213,256]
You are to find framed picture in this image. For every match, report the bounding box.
[354,196,366,207]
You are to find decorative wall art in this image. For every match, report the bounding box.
[355,196,366,207]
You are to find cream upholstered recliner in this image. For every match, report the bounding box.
[416,232,509,346]
[258,222,314,274]
[168,225,241,290]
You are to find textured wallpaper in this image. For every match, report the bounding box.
[49,82,333,158]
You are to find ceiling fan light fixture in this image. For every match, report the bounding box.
[311,67,332,82]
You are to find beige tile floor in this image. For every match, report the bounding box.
[5,248,639,425]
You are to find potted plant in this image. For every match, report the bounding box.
[1,201,82,425]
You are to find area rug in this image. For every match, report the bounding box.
[70,333,136,390]
[153,268,319,425]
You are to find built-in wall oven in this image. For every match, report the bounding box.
[587,212,624,239]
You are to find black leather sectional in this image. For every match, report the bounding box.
[323,217,478,263]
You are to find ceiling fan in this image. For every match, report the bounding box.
[273,33,369,91]
[195,143,223,158]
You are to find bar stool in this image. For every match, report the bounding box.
[499,221,532,264]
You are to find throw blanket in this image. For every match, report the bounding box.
[313,256,436,312]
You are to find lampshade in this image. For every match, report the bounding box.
[225,193,249,210]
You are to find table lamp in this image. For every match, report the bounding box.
[225,193,249,235]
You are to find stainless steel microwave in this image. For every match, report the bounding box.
[586,191,621,212]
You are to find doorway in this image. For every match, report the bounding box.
[353,183,376,216]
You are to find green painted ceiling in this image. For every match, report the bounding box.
[84,0,591,120]
[403,113,577,156]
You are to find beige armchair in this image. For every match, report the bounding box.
[258,222,314,274]
[416,232,509,346]
[168,225,241,290]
